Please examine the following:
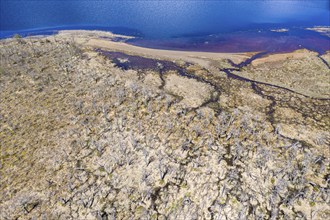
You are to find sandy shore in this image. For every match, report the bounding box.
[86,39,251,66]
[250,49,315,66]
[57,30,253,67]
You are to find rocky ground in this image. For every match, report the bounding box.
[0,32,329,219]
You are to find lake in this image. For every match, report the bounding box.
[1,0,329,53]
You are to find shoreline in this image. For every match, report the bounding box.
[85,38,253,67]
[2,25,330,54]
[56,30,330,67]
[1,29,329,98]
[55,30,254,66]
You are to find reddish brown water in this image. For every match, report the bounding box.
[128,28,330,54]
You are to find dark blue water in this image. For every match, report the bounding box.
[1,0,329,53]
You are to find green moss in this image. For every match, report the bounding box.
[135,206,145,215]
[129,194,136,201]
[192,167,200,172]
[313,186,319,192]
[184,192,191,197]
[13,34,22,39]
[309,201,316,207]
[219,197,226,205]
[0,67,5,76]
[271,178,275,184]
[165,198,183,213]
[180,183,188,188]
[99,197,106,204]
[98,167,106,172]
[231,197,238,204]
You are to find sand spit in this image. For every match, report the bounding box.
[54,30,252,67]
[85,38,251,67]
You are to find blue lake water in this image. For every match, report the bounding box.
[1,0,329,53]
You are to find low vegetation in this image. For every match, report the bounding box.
[0,33,329,219]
